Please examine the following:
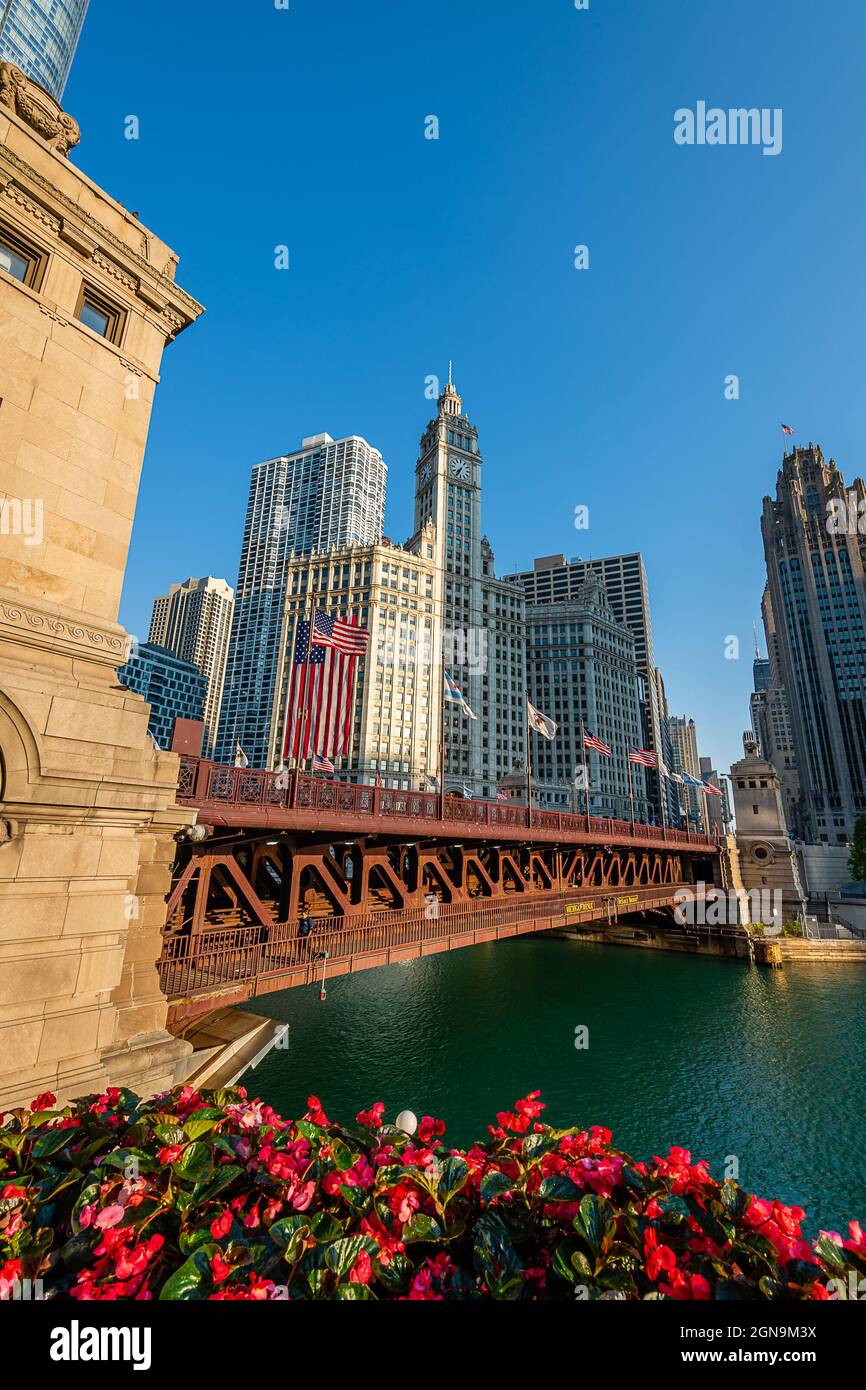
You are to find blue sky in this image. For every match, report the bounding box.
[65,0,866,776]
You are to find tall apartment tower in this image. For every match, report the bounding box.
[504,552,666,817]
[761,444,866,844]
[412,369,526,796]
[669,715,706,832]
[148,577,234,757]
[217,433,386,766]
[0,0,89,101]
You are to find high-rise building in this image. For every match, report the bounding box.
[525,573,648,816]
[0,0,89,102]
[413,370,526,796]
[669,715,706,832]
[118,644,207,755]
[264,529,442,788]
[148,577,234,757]
[505,551,666,815]
[699,756,731,837]
[761,444,866,844]
[749,588,801,836]
[217,433,386,766]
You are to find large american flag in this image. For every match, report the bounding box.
[312,609,369,654]
[283,613,368,761]
[583,729,611,757]
[628,747,657,768]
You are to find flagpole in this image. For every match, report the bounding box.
[627,749,635,830]
[525,691,532,828]
[581,719,590,824]
[438,655,446,806]
[277,594,302,771]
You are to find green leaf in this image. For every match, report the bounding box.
[174,1141,213,1183]
[336,1282,373,1299]
[308,1212,343,1244]
[473,1213,525,1300]
[159,1247,216,1300]
[401,1212,444,1244]
[184,1117,220,1142]
[30,1130,72,1161]
[721,1180,748,1221]
[437,1155,470,1206]
[325,1235,378,1279]
[538,1174,583,1201]
[193,1164,244,1206]
[573,1194,616,1255]
[551,1242,579,1285]
[815,1236,847,1273]
[155,1125,186,1145]
[480,1170,514,1205]
[375,1252,413,1293]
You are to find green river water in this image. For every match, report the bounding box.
[247,938,865,1236]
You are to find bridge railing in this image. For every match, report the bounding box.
[175,756,718,850]
[158,885,693,1002]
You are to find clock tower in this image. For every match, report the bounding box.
[413,366,526,796]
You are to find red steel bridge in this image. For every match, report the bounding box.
[160,758,723,1026]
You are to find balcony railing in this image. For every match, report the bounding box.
[158,885,693,1002]
[175,757,718,850]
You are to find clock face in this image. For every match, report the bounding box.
[449,456,471,482]
[419,461,432,485]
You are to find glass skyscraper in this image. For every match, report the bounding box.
[0,0,89,102]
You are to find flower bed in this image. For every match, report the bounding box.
[1,1085,862,1300]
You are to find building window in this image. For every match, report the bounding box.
[76,283,125,344]
[0,223,47,290]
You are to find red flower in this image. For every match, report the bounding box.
[417,1115,446,1144]
[210,1210,232,1240]
[356,1102,385,1130]
[210,1253,231,1285]
[349,1251,372,1284]
[305,1095,330,1126]
[660,1268,712,1300]
[157,1144,184,1165]
[30,1092,56,1112]
[0,1259,22,1299]
[644,1228,677,1281]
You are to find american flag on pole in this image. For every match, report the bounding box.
[781,423,794,436]
[628,747,658,768]
[702,780,723,798]
[312,608,370,655]
[312,753,335,775]
[583,729,611,757]
[283,613,368,761]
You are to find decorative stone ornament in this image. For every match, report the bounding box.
[0,62,81,157]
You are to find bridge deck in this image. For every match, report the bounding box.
[162,884,698,1026]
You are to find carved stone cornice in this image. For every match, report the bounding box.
[0,178,61,232]
[0,63,80,157]
[0,144,203,337]
[0,594,129,666]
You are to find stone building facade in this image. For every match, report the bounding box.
[266,528,443,789]
[0,66,202,1106]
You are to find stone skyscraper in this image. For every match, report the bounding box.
[761,444,866,844]
[0,0,89,101]
[412,369,526,796]
[217,433,386,767]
